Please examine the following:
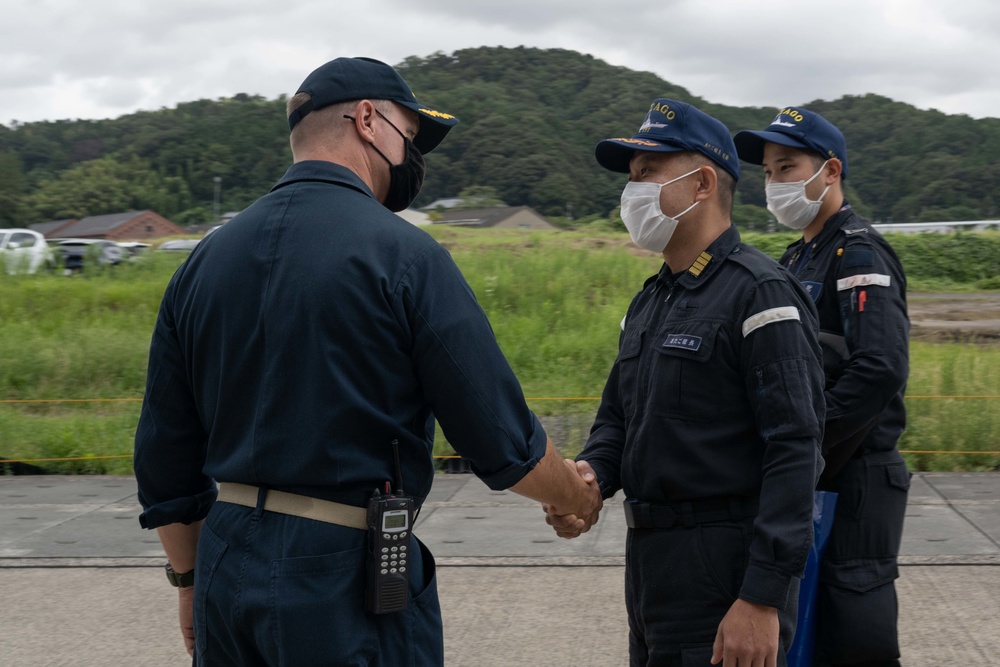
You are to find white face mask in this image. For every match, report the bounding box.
[620,168,700,252]
[765,160,831,230]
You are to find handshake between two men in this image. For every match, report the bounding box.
[543,459,602,539]
[507,439,603,540]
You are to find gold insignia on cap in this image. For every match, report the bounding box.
[837,247,844,257]
[418,108,455,120]
[688,251,712,277]
[614,138,659,147]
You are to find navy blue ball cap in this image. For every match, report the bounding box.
[287,57,459,154]
[595,98,740,180]
[734,107,848,177]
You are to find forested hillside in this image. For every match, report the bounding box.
[0,46,997,228]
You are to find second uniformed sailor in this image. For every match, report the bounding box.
[736,106,911,667]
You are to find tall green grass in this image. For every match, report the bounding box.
[446,233,660,397]
[902,342,1000,471]
[1,227,997,473]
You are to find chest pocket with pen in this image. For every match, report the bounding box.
[650,320,725,421]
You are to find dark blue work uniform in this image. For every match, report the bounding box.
[781,204,910,666]
[579,225,825,667]
[134,160,547,666]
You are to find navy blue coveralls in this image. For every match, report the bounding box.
[134,161,547,666]
[780,204,910,666]
[579,226,825,667]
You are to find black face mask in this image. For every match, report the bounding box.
[345,111,425,212]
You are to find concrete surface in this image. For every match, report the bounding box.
[1,472,999,665]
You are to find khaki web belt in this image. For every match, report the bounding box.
[216,482,367,530]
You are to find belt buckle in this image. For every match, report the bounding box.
[625,500,680,529]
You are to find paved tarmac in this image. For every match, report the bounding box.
[1,472,999,665]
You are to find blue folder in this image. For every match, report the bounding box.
[788,490,838,667]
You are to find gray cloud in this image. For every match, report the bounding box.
[0,0,996,126]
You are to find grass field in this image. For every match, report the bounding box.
[1,227,997,474]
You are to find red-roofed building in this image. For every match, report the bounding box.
[31,210,185,240]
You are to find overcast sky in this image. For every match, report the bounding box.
[2,0,997,128]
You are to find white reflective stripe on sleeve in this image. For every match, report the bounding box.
[621,314,627,331]
[742,306,801,338]
[837,273,891,291]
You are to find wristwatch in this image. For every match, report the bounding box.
[165,563,195,588]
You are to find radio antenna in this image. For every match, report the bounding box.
[391,439,404,494]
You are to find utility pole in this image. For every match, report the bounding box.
[212,176,222,224]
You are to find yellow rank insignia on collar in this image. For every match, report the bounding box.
[688,251,712,277]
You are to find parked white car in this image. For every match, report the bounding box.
[116,241,152,260]
[0,229,54,275]
[50,239,125,272]
[158,239,201,252]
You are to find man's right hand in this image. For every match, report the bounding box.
[543,459,603,539]
[711,598,779,666]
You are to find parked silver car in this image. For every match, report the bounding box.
[0,229,55,274]
[50,239,125,272]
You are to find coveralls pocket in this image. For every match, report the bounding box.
[816,557,901,664]
[193,521,228,658]
[884,460,911,492]
[870,457,910,555]
[269,545,375,667]
[816,455,908,663]
[828,454,909,559]
[831,457,867,522]
[400,537,443,667]
[617,330,644,417]
[651,320,722,422]
[693,523,747,602]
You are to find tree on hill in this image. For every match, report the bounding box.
[0,47,998,228]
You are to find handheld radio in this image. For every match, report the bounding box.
[365,439,413,614]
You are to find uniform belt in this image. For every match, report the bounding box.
[623,497,758,529]
[216,482,368,530]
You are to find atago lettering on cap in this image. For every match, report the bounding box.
[776,108,805,123]
[648,101,676,120]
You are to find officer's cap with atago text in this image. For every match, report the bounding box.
[595,98,740,180]
[734,107,848,177]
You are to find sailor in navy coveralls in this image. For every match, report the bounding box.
[547,99,825,667]
[736,108,910,667]
[135,57,601,666]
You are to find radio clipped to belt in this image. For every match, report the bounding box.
[365,439,414,615]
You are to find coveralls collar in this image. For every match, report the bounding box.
[786,201,855,254]
[657,224,742,291]
[271,160,378,201]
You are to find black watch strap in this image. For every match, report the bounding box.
[165,563,195,588]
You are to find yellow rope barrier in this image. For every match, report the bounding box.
[2,454,471,464]
[905,395,1000,399]
[0,398,142,404]
[1,397,996,465]
[899,450,1000,455]
[525,397,601,401]
[2,454,133,463]
[3,395,998,404]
